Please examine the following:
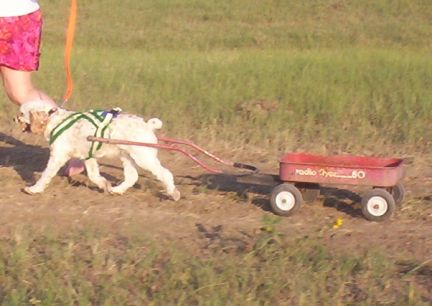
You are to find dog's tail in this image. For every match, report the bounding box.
[148,118,163,131]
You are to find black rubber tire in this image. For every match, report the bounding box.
[391,182,405,206]
[361,188,396,222]
[270,183,303,216]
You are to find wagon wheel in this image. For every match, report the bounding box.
[270,183,303,216]
[391,182,405,206]
[361,188,396,222]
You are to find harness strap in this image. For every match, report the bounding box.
[49,109,119,159]
[49,113,93,145]
[88,111,114,158]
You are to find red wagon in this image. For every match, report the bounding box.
[271,153,405,221]
[88,135,405,221]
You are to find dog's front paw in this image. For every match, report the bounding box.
[170,188,181,201]
[101,181,112,193]
[109,186,125,195]
[23,185,43,195]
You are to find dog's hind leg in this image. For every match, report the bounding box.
[131,152,180,201]
[84,158,112,192]
[109,154,139,195]
[24,150,69,194]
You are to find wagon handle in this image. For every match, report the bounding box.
[86,136,259,174]
[158,136,258,174]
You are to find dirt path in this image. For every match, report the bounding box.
[1,129,431,262]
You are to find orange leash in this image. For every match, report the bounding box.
[62,0,77,105]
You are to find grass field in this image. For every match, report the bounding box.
[1,0,431,304]
[2,0,431,149]
[0,218,430,305]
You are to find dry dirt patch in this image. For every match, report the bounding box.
[1,129,431,262]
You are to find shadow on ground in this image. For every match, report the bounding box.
[0,132,48,183]
[321,187,363,218]
[193,172,363,217]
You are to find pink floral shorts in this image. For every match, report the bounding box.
[0,10,42,71]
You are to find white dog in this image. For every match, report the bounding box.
[15,100,180,201]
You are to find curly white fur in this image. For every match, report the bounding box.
[17,100,180,201]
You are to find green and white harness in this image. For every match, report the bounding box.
[49,108,121,159]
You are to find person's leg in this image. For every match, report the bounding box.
[0,66,85,176]
[0,66,56,106]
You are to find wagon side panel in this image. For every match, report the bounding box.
[279,162,403,187]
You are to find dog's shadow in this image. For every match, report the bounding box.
[0,132,49,183]
[190,172,363,217]
[0,132,119,189]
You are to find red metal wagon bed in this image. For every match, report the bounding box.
[271,152,405,221]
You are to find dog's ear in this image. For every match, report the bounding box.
[29,111,49,134]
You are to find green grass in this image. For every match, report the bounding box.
[24,47,431,151]
[0,221,430,305]
[42,0,432,51]
[2,0,431,150]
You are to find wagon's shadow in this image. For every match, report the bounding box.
[192,173,363,217]
[320,187,362,218]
